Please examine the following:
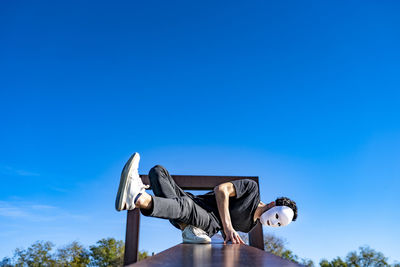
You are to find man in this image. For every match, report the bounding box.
[115,153,297,244]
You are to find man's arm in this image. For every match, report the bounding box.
[214,182,245,244]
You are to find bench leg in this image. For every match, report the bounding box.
[124,209,140,265]
[249,221,264,250]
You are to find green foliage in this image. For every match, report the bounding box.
[2,237,398,267]
[89,238,124,267]
[139,251,149,261]
[346,246,389,267]
[320,257,348,267]
[56,241,90,266]
[9,240,92,267]
[1,237,151,267]
[300,258,316,267]
[263,233,314,267]
[13,241,56,267]
[319,246,393,267]
[0,257,12,267]
[4,238,132,267]
[264,233,286,256]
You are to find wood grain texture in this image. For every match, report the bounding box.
[126,243,302,267]
[140,175,259,190]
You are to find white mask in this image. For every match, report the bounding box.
[260,206,294,227]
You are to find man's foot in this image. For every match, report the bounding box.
[115,153,149,211]
[182,225,211,244]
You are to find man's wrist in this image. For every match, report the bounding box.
[223,223,233,231]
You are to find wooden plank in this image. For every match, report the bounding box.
[140,175,259,190]
[249,180,264,250]
[124,209,140,265]
[249,221,264,250]
[126,243,302,267]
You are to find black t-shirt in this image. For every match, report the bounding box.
[193,179,260,233]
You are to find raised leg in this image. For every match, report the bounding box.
[148,165,187,198]
[148,165,192,229]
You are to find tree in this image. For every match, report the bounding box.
[263,233,314,266]
[346,246,389,267]
[320,246,393,267]
[320,257,348,267]
[89,238,124,267]
[4,237,397,267]
[238,232,314,266]
[139,250,149,261]
[0,257,12,267]
[12,248,27,266]
[56,241,90,266]
[264,233,287,256]
[13,241,56,266]
[4,238,149,266]
[300,258,315,267]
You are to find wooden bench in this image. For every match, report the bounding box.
[126,243,303,267]
[123,175,264,266]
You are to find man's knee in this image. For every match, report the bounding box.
[149,165,167,180]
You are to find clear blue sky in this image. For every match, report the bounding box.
[1,0,399,264]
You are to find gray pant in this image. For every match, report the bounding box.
[140,165,221,237]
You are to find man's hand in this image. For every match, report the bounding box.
[224,227,245,244]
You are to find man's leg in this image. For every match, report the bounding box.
[116,154,219,242]
[137,192,221,238]
[148,165,186,198]
[148,165,192,230]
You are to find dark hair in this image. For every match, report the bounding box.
[275,197,297,221]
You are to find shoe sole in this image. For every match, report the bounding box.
[115,153,140,211]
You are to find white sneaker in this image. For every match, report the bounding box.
[182,225,211,244]
[115,153,149,211]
